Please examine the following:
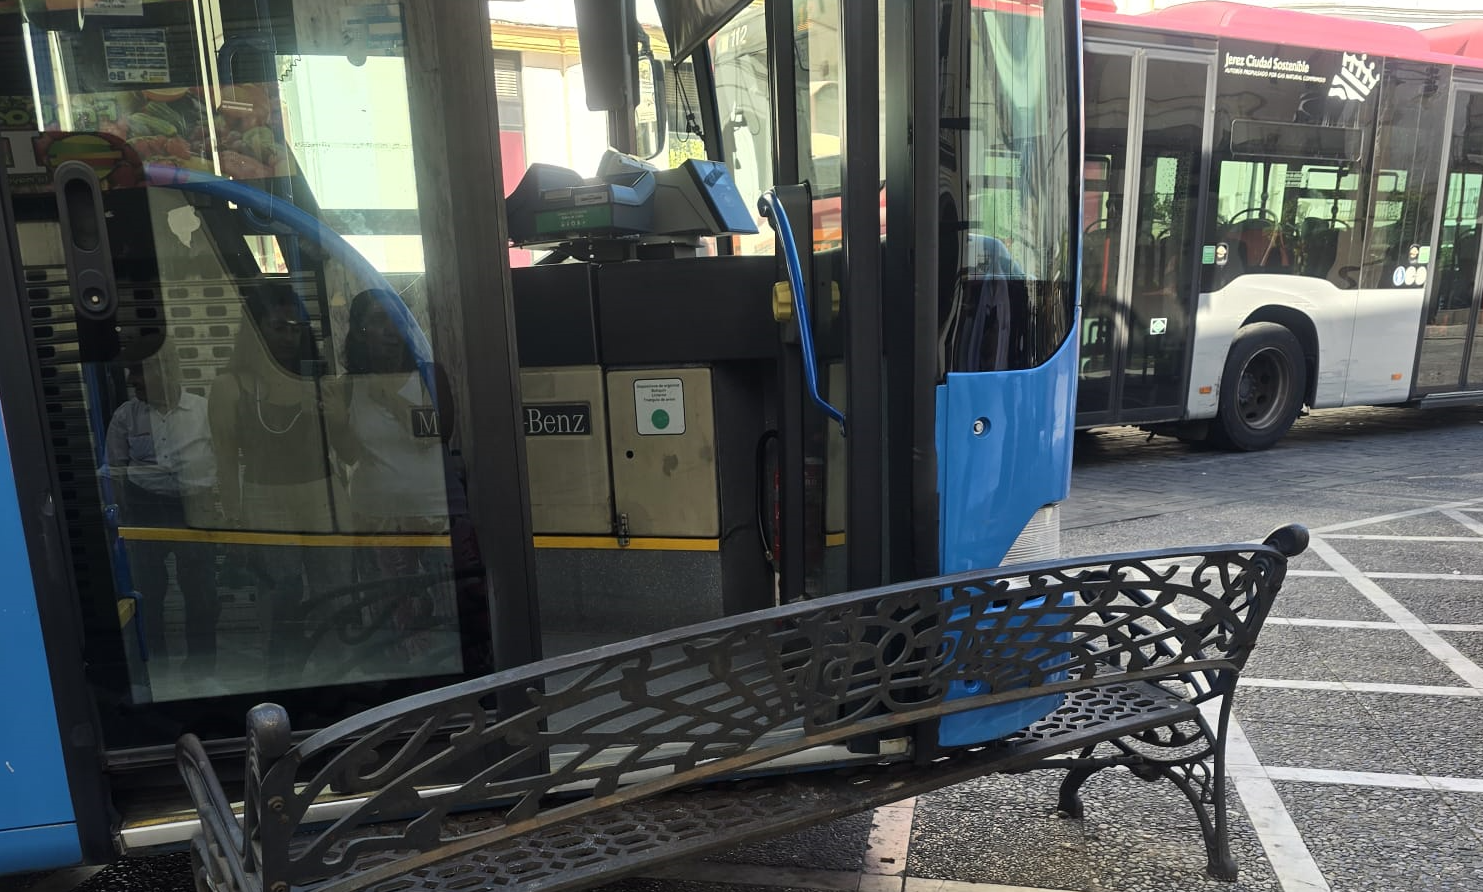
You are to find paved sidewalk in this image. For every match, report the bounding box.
[625,406,1483,892]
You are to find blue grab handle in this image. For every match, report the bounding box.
[757,190,846,435]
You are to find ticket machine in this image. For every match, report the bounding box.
[506,151,787,649]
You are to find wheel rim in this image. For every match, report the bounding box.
[1235,346,1292,431]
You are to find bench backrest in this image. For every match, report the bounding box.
[178,525,1305,892]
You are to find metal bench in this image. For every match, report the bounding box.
[176,524,1308,892]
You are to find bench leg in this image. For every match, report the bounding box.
[1054,748,1101,818]
[1147,758,1236,881]
[1089,713,1238,882]
[1054,746,1235,880]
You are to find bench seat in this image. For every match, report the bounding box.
[178,525,1308,892]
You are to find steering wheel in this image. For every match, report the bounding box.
[1227,207,1279,226]
[1085,218,1112,233]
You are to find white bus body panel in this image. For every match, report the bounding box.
[1185,276,1426,419]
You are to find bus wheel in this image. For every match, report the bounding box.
[1209,322,1305,452]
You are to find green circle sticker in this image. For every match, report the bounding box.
[651,409,670,430]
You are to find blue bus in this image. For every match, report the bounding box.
[0,0,1080,875]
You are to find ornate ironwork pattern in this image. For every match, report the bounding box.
[177,525,1306,892]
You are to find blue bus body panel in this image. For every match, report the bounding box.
[0,406,80,869]
[0,825,82,874]
[935,331,1078,746]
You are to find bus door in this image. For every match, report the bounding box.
[0,0,535,858]
[1077,44,1214,426]
[499,0,887,663]
[1419,81,1483,393]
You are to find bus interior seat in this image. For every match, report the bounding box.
[1366,221,1398,264]
[1301,217,1340,280]
[1325,224,1363,289]
[1134,232,1175,292]
[1440,228,1479,309]
[1227,219,1290,273]
[1080,225,1117,374]
[1083,223,1118,296]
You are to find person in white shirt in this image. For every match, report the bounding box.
[105,343,220,673]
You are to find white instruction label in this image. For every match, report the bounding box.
[635,378,685,435]
[104,28,168,83]
[89,0,145,16]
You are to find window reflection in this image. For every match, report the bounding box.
[939,0,1074,374]
[106,337,220,676]
[106,269,469,700]
[336,291,459,667]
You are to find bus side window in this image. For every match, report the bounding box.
[1208,159,1371,290]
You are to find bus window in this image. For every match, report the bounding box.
[1366,61,1450,293]
[490,1,711,265]
[711,0,772,253]
[1078,51,1133,416]
[1205,40,1380,293]
[1121,56,1207,414]
[1206,159,1369,289]
[940,0,1075,375]
[1420,90,1483,391]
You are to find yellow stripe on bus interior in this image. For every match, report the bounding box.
[532,536,719,552]
[116,526,453,548]
[116,527,720,552]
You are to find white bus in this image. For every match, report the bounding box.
[1079,0,1483,450]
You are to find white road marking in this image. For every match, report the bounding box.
[1308,537,1483,690]
[1289,570,1483,580]
[1441,509,1483,537]
[1320,534,1483,542]
[1247,766,1483,794]
[1312,498,1483,534]
[1368,572,1483,581]
[1263,617,1404,630]
[1238,678,1482,697]
[862,798,917,877]
[1261,617,1483,634]
[1212,707,1332,892]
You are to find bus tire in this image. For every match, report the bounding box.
[1208,322,1305,452]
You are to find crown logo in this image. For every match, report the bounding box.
[1328,52,1378,102]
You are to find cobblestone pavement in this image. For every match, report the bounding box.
[22,404,1483,892]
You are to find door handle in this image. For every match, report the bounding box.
[759,189,846,435]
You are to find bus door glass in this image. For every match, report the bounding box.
[1077,48,1210,423]
[714,0,881,600]
[0,0,519,750]
[1120,56,1209,417]
[793,0,848,598]
[1422,88,1483,390]
[1077,50,1132,419]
